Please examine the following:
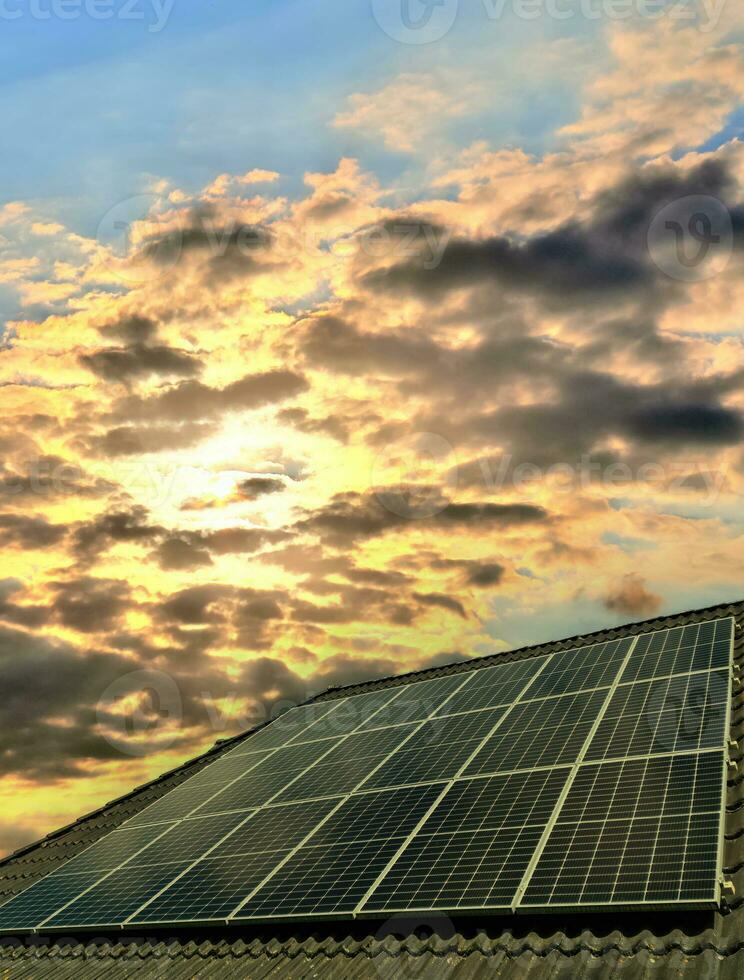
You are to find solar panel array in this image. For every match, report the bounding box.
[0,617,734,931]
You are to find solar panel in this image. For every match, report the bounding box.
[621,619,734,683]
[0,614,734,932]
[584,669,729,762]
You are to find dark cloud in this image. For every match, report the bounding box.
[0,579,48,628]
[80,344,200,382]
[50,577,132,633]
[84,421,217,457]
[626,403,744,446]
[0,513,67,548]
[361,158,736,315]
[0,456,114,502]
[98,315,158,345]
[156,535,213,570]
[465,562,505,587]
[604,574,662,616]
[237,476,287,499]
[158,584,233,625]
[277,406,350,442]
[295,491,548,545]
[72,507,162,558]
[138,213,275,284]
[413,592,468,618]
[109,370,308,424]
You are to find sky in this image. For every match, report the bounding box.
[1,0,744,856]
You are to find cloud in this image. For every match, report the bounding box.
[333,72,482,152]
[295,492,549,545]
[236,476,288,499]
[0,513,67,548]
[79,344,200,382]
[603,574,663,617]
[413,592,468,619]
[109,370,308,424]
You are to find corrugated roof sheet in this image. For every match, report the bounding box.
[1,598,743,977]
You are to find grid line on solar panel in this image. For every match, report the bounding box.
[125,749,274,828]
[416,769,571,836]
[208,799,342,856]
[621,618,734,684]
[584,668,730,762]
[507,631,643,910]
[52,823,176,875]
[298,784,445,847]
[0,871,103,932]
[42,808,264,930]
[287,686,419,743]
[516,751,725,910]
[224,700,343,755]
[356,770,568,914]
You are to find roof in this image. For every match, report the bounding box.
[1,598,743,977]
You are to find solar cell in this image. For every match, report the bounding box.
[290,688,407,742]
[308,784,445,846]
[226,701,341,754]
[212,799,341,855]
[362,707,508,789]
[194,764,309,815]
[365,673,476,728]
[52,823,174,875]
[419,769,570,836]
[555,752,724,825]
[0,872,95,931]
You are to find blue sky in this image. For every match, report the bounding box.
[1,0,591,232]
